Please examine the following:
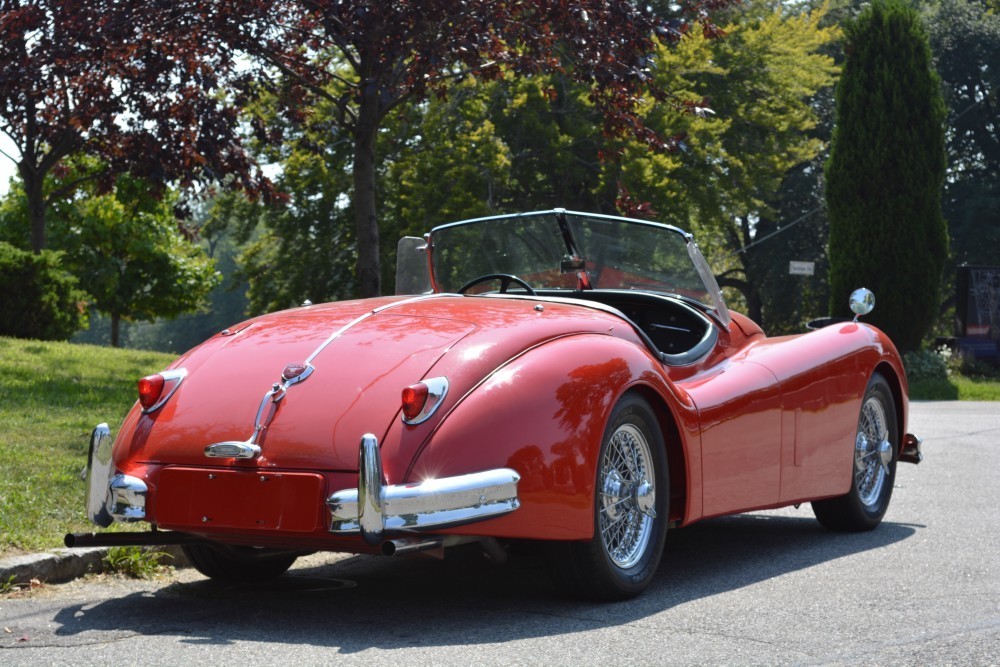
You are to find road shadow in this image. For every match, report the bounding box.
[47,513,916,652]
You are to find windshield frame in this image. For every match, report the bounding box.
[425,209,730,326]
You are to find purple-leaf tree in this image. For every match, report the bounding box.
[0,1,270,253]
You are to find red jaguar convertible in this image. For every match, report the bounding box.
[68,209,922,600]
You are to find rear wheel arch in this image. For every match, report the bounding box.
[629,384,687,527]
[546,389,670,599]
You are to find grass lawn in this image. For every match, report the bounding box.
[909,374,1000,401]
[0,337,174,556]
[1,335,996,558]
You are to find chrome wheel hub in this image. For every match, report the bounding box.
[599,423,656,569]
[854,395,891,509]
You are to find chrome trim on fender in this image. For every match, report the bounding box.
[328,434,521,538]
[85,423,148,526]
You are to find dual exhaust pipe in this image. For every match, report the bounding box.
[65,530,502,562]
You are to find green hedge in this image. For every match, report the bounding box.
[0,242,89,340]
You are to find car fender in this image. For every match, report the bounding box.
[732,321,910,505]
[391,332,699,541]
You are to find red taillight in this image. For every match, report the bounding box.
[136,368,187,413]
[138,374,165,410]
[401,383,429,422]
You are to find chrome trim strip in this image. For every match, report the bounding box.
[142,368,188,414]
[208,294,456,460]
[401,376,449,425]
[328,434,521,536]
[304,293,455,365]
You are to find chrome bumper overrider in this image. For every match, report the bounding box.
[900,433,923,464]
[85,424,147,527]
[327,434,521,545]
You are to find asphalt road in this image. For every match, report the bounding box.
[1,401,997,666]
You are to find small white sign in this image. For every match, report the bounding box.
[789,261,815,276]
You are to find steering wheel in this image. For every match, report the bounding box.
[458,273,537,296]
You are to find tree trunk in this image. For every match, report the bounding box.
[746,285,763,327]
[111,314,121,348]
[352,93,382,298]
[22,167,47,253]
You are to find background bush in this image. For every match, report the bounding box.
[0,242,88,340]
[903,347,952,382]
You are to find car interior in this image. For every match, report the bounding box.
[535,289,718,366]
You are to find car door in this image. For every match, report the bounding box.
[683,358,783,517]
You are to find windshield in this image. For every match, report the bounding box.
[428,209,729,323]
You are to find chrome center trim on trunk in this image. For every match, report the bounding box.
[304,293,456,365]
[205,293,457,460]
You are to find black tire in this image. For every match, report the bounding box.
[813,372,898,531]
[182,543,298,582]
[547,393,669,601]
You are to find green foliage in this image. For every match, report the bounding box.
[72,208,251,353]
[0,242,88,340]
[903,346,953,382]
[1,167,220,346]
[619,0,841,327]
[231,81,359,314]
[385,74,614,223]
[0,336,174,554]
[825,0,948,351]
[903,344,1000,400]
[241,1,731,298]
[234,2,839,322]
[56,177,220,341]
[0,575,17,594]
[103,546,172,579]
[924,0,1000,331]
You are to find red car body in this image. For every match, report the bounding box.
[71,210,921,599]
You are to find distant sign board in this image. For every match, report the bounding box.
[789,261,815,276]
[956,266,1000,339]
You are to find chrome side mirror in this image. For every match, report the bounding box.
[849,288,875,321]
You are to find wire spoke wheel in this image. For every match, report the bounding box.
[545,393,668,601]
[599,424,655,569]
[854,395,891,508]
[813,372,898,532]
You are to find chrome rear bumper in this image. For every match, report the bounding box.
[85,424,147,527]
[327,434,521,544]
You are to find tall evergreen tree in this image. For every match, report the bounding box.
[825,0,948,351]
